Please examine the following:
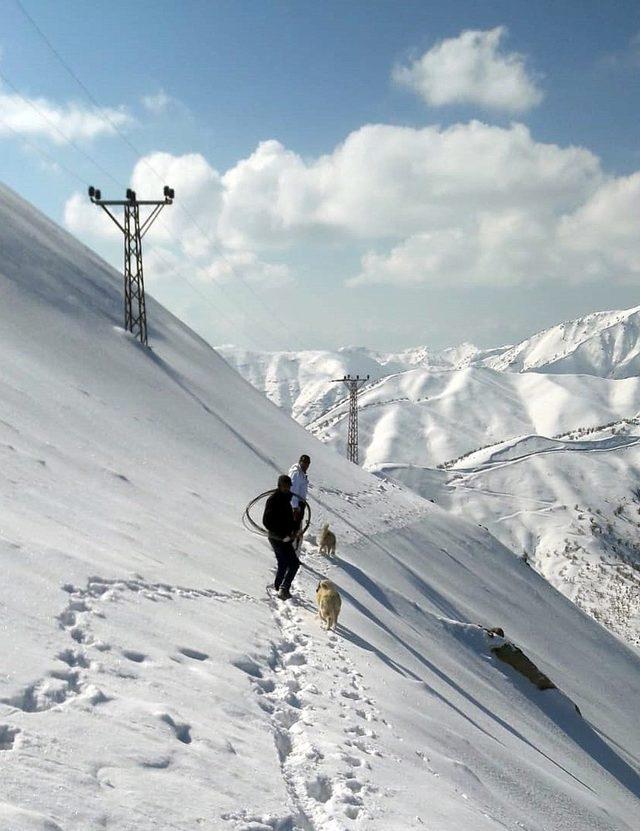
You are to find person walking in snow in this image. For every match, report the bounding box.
[289,454,310,540]
[263,474,300,601]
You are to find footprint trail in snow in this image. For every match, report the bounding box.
[227,550,383,831]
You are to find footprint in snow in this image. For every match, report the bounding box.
[305,774,333,803]
[122,650,146,664]
[158,712,192,745]
[179,647,209,661]
[0,725,20,750]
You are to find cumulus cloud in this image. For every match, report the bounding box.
[213,121,640,290]
[64,191,121,239]
[350,176,640,288]
[0,84,131,142]
[130,151,224,258]
[217,121,601,243]
[557,172,640,281]
[64,122,640,294]
[349,213,553,287]
[64,150,293,291]
[218,121,640,286]
[392,27,543,112]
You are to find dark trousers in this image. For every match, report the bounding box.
[269,538,300,591]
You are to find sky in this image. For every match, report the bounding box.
[1,0,640,352]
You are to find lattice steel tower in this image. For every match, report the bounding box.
[332,374,370,464]
[88,185,174,345]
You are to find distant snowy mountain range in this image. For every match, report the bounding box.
[2,178,639,829]
[219,304,640,427]
[219,307,640,647]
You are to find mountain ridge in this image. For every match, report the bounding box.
[1,180,639,829]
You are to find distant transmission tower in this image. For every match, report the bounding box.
[332,375,370,464]
[88,185,175,345]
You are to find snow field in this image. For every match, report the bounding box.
[309,367,640,469]
[225,549,383,830]
[0,182,639,829]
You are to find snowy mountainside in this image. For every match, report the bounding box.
[479,306,640,377]
[220,308,640,653]
[309,365,640,468]
[1,180,639,830]
[219,305,640,433]
[217,342,504,425]
[216,345,395,425]
[378,419,640,646]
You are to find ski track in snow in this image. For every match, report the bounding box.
[224,547,386,831]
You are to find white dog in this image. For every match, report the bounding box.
[316,580,342,631]
[317,523,336,556]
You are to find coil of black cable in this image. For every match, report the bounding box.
[242,489,311,541]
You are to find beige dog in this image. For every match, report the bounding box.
[316,580,342,631]
[317,523,336,556]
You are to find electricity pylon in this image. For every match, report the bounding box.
[88,185,174,345]
[331,375,370,464]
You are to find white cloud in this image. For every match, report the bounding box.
[130,151,224,258]
[64,123,640,294]
[200,251,292,289]
[64,151,225,253]
[392,27,543,113]
[217,121,601,244]
[0,85,131,142]
[64,191,121,239]
[349,212,553,287]
[350,176,640,288]
[143,245,183,285]
[557,172,640,281]
[64,150,294,291]
[212,121,640,290]
[141,90,171,114]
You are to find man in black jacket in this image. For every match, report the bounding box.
[263,474,300,600]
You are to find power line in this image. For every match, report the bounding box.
[0,65,278,347]
[89,184,176,345]
[0,95,264,347]
[143,244,268,350]
[0,112,88,188]
[331,375,370,464]
[0,69,123,189]
[14,0,306,346]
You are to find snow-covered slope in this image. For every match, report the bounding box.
[216,345,395,425]
[380,419,640,646]
[309,366,640,468]
[1,181,639,830]
[219,308,640,653]
[217,342,504,425]
[480,306,640,377]
[219,306,640,433]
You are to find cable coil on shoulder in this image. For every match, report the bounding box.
[242,489,311,541]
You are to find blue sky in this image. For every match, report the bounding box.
[2,0,640,351]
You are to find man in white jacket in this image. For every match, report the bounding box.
[289,454,310,540]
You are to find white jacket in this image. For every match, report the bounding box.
[288,463,309,509]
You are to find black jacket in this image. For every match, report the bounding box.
[263,490,295,540]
